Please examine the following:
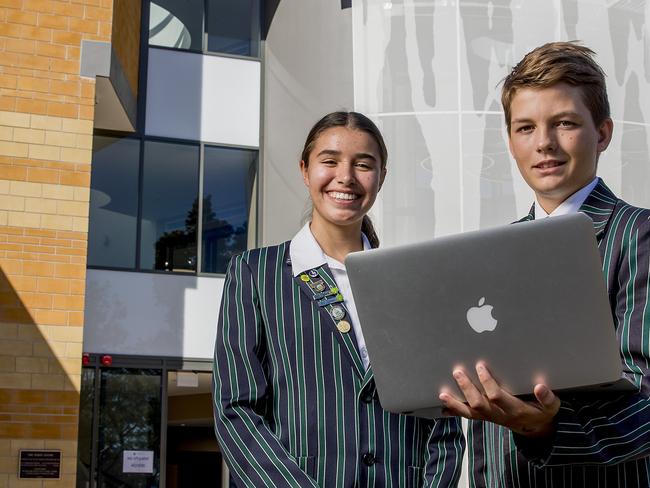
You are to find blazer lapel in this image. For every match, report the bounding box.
[288,256,365,379]
[577,178,618,244]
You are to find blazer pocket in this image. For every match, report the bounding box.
[296,455,316,479]
[407,466,424,488]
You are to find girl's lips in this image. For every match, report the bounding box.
[327,191,360,202]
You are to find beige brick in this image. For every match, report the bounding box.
[0,356,14,373]
[61,118,92,135]
[0,141,28,158]
[60,147,90,164]
[18,323,44,340]
[28,143,60,161]
[24,196,56,214]
[45,326,83,343]
[0,325,18,339]
[32,341,55,358]
[72,216,88,232]
[41,183,74,200]
[75,134,92,149]
[40,214,73,231]
[65,373,81,391]
[13,127,45,144]
[0,356,15,372]
[9,180,41,197]
[7,211,40,228]
[45,130,76,147]
[0,125,13,141]
[0,110,30,128]
[31,373,64,390]
[0,195,24,211]
[57,358,81,376]
[10,439,45,455]
[73,186,89,202]
[15,357,49,373]
[57,200,87,217]
[0,180,9,194]
[30,114,62,131]
[0,372,31,388]
[0,211,7,225]
[65,342,81,358]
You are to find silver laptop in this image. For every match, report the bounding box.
[345,213,634,418]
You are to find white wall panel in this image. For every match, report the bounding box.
[146,48,260,147]
[201,55,260,147]
[84,269,224,360]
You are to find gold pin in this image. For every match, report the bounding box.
[336,320,351,334]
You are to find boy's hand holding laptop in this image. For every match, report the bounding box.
[440,361,560,439]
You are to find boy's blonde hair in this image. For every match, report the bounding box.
[501,41,610,133]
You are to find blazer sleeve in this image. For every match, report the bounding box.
[516,212,650,467]
[423,416,466,487]
[212,254,319,487]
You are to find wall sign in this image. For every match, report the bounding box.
[123,450,154,474]
[18,450,61,479]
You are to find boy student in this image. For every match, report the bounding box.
[440,42,650,486]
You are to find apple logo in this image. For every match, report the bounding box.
[466,297,498,333]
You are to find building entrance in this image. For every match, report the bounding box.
[76,356,226,487]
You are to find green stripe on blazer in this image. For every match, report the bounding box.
[213,241,465,487]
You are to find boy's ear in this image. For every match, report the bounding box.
[596,118,614,153]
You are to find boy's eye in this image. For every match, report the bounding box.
[557,120,576,128]
[515,125,533,133]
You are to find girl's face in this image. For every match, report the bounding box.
[300,126,386,231]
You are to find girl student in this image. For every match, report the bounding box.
[212,111,464,487]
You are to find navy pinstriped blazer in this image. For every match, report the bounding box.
[468,179,650,487]
[213,243,465,487]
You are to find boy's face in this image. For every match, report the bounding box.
[508,83,613,213]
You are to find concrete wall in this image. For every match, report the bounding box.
[261,0,354,245]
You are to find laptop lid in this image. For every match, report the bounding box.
[345,213,628,418]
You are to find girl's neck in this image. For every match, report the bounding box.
[309,216,363,263]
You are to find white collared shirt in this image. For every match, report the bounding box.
[534,177,599,219]
[289,223,371,370]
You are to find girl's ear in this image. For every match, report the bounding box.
[379,167,387,191]
[300,160,309,187]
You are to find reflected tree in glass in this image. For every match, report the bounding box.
[97,369,162,488]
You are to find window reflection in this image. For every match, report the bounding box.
[97,368,162,488]
[202,146,256,273]
[140,141,199,273]
[88,136,140,269]
[149,0,203,51]
[206,0,260,57]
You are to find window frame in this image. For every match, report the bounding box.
[147,0,263,61]
[88,130,259,278]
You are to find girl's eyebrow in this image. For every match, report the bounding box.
[315,149,377,161]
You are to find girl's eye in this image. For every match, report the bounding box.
[322,159,336,165]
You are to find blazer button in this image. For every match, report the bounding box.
[362,453,376,466]
[360,392,373,404]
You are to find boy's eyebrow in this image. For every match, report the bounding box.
[511,111,583,125]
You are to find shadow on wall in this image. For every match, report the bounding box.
[0,268,78,441]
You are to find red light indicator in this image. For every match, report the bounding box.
[101,355,112,367]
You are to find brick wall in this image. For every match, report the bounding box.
[0,0,113,485]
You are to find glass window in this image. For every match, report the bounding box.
[149,0,203,51]
[97,368,162,487]
[76,368,95,488]
[201,146,256,274]
[140,141,199,273]
[206,0,260,57]
[88,136,140,269]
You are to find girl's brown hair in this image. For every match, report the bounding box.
[301,111,387,248]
